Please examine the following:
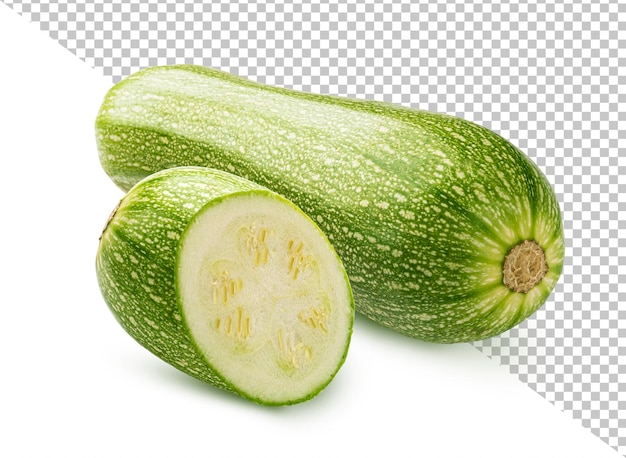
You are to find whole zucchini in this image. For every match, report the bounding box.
[96,65,565,343]
[96,166,354,405]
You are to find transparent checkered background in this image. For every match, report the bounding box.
[5,0,625,454]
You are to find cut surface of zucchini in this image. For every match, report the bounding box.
[178,191,353,404]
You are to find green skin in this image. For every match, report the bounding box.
[96,65,565,343]
[96,167,354,405]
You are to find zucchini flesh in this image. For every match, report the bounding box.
[96,65,565,343]
[96,167,354,405]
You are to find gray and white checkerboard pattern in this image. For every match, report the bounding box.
[5,0,625,453]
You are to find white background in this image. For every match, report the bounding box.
[0,4,620,457]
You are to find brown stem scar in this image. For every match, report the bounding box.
[502,240,548,293]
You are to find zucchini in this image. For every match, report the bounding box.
[96,65,565,343]
[96,166,354,405]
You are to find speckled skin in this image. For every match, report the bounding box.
[96,65,565,343]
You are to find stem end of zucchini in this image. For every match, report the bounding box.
[99,199,122,241]
[502,240,549,294]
